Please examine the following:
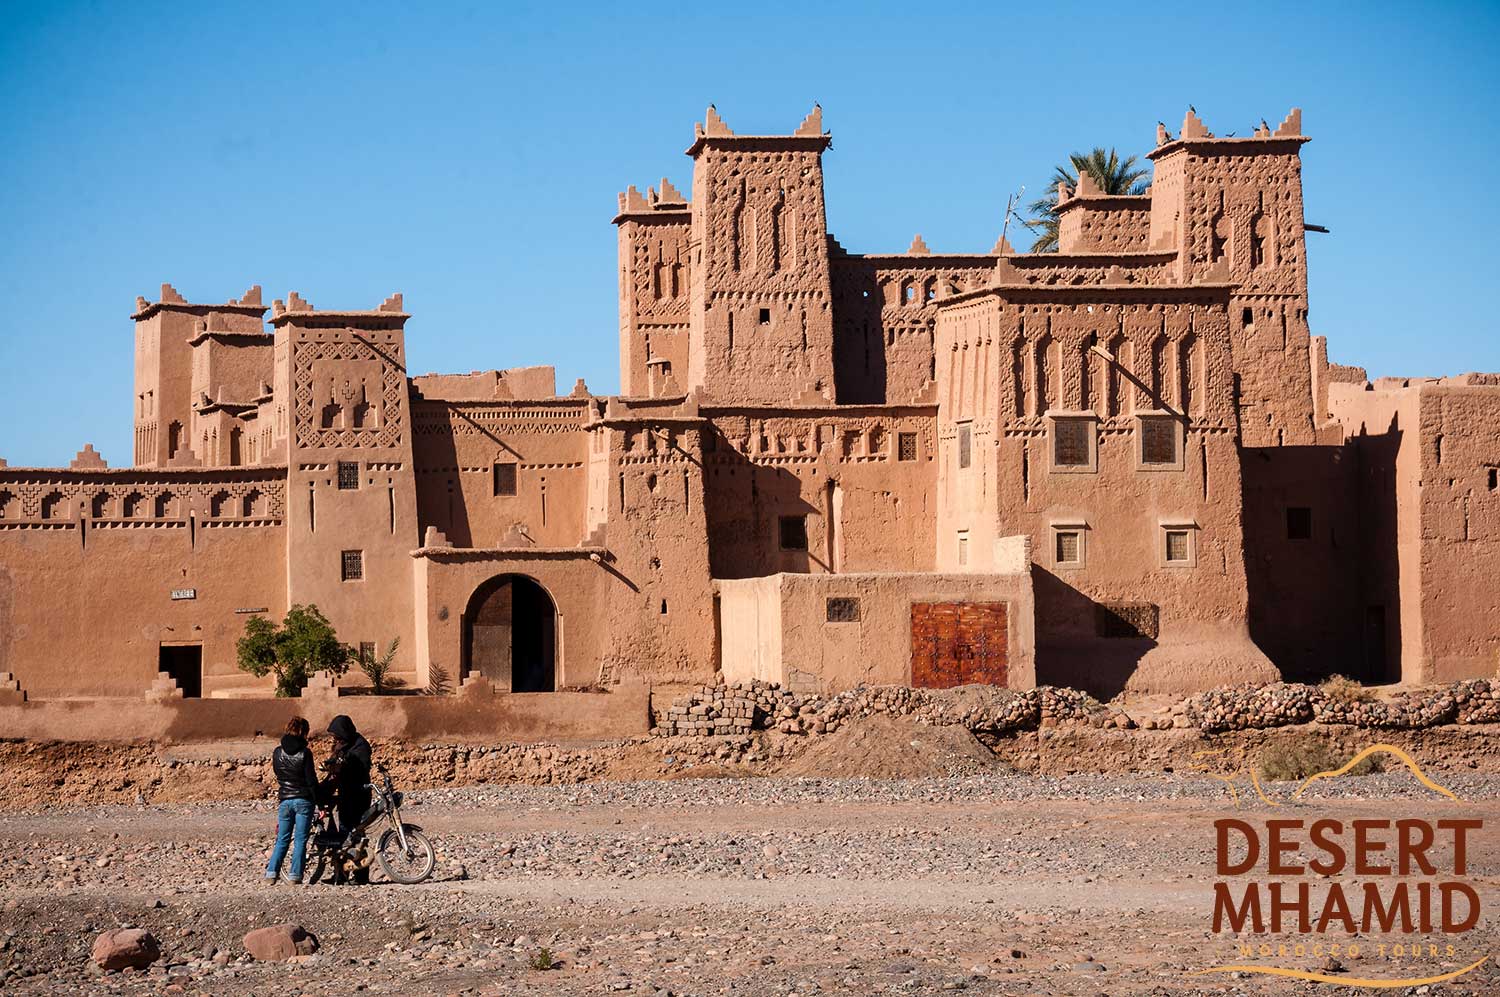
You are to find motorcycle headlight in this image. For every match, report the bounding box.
[391,791,404,808]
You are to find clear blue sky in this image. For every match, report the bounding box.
[2,0,1496,467]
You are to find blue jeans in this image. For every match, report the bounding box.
[265,798,314,881]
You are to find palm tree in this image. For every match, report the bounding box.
[1024,148,1151,253]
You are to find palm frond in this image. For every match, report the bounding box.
[1023,146,1153,252]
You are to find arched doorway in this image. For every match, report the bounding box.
[463,574,556,692]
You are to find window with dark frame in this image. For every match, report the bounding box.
[898,432,918,462]
[778,515,808,551]
[1165,530,1191,564]
[1286,506,1313,540]
[1055,530,1083,565]
[341,550,364,581]
[358,641,376,665]
[957,424,971,469]
[494,461,518,496]
[1140,418,1178,465]
[337,461,360,490]
[1053,418,1090,467]
[826,597,861,623]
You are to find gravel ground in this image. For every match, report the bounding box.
[2,771,1497,996]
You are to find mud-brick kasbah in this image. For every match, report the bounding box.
[1,104,1497,728]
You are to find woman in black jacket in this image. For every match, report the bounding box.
[263,716,318,885]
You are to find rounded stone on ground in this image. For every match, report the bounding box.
[243,923,319,961]
[91,928,161,971]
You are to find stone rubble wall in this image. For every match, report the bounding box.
[656,678,1500,740]
[654,680,1127,739]
[1185,680,1500,732]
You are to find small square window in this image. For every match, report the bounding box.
[1055,530,1083,566]
[779,515,808,551]
[758,308,771,326]
[1286,506,1312,541]
[1052,418,1093,469]
[826,597,860,623]
[337,461,360,490]
[898,432,918,462]
[494,461,518,496]
[341,550,364,581]
[1140,418,1179,466]
[1165,530,1191,564]
[957,424,972,469]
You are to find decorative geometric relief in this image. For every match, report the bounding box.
[292,338,406,450]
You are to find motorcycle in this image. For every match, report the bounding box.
[304,761,435,885]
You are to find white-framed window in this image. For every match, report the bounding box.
[1050,522,1087,568]
[1160,522,1197,567]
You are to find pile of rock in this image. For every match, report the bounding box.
[1455,680,1500,724]
[655,681,1119,740]
[1186,683,1316,733]
[1186,679,1500,733]
[656,675,1500,743]
[1312,689,1457,728]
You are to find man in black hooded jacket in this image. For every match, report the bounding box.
[324,715,373,851]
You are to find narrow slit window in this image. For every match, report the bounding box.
[957,424,972,469]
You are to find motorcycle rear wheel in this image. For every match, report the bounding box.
[376,825,435,884]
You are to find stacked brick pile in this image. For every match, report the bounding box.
[654,681,784,737]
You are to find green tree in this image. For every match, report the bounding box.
[1024,148,1152,253]
[357,636,403,695]
[236,604,350,698]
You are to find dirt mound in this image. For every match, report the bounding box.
[777,716,1001,780]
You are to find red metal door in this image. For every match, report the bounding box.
[911,601,1008,688]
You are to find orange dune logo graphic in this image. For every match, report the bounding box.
[1186,743,1485,989]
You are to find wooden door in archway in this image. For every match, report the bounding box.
[465,575,556,692]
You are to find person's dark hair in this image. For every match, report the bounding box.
[285,716,310,738]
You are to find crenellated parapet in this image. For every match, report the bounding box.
[0,466,287,527]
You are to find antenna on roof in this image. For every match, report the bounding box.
[999,185,1025,253]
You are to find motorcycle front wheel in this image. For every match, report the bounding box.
[376,825,435,884]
